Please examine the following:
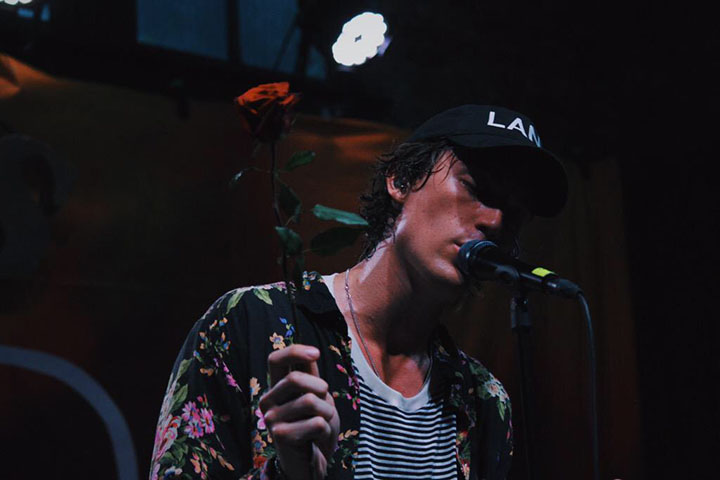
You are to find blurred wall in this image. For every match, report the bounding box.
[0,54,640,479]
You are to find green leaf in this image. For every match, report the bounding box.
[310,227,364,256]
[225,289,246,315]
[169,443,186,464]
[278,182,301,223]
[176,358,192,379]
[274,226,303,256]
[283,150,315,172]
[170,384,188,412]
[312,204,368,227]
[253,288,273,306]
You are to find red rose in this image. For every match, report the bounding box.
[234,82,301,143]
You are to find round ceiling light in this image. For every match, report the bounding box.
[331,12,388,67]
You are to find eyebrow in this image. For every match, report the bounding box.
[456,163,472,176]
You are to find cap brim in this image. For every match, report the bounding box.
[450,140,568,217]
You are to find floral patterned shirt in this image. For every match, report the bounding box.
[150,272,513,480]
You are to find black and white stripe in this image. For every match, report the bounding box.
[319,274,458,479]
[354,377,457,479]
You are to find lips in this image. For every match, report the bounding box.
[455,236,485,248]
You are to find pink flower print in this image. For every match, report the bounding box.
[219,362,239,389]
[182,401,200,422]
[225,373,238,388]
[255,407,266,430]
[153,415,181,461]
[184,419,203,438]
[200,408,215,434]
[182,401,204,438]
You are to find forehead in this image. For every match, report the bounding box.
[434,149,497,184]
[444,148,533,208]
[434,150,470,177]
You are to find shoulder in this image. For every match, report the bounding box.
[201,272,328,321]
[202,281,291,319]
[182,281,295,353]
[458,348,511,417]
[191,273,331,349]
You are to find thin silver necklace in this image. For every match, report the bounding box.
[345,268,383,379]
[343,268,432,384]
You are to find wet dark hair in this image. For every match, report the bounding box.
[358,141,527,260]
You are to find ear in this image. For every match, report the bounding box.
[386,175,410,204]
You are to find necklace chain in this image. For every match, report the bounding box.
[344,268,383,379]
[343,269,432,384]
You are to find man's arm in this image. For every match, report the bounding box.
[149,288,340,480]
[259,344,340,480]
[149,303,256,479]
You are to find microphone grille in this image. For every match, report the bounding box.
[457,240,498,277]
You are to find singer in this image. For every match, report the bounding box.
[150,105,567,480]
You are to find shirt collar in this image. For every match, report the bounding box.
[295,272,348,329]
[298,271,475,420]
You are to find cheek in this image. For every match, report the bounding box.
[397,205,461,250]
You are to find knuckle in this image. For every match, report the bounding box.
[312,416,326,431]
[286,370,303,384]
[300,392,316,408]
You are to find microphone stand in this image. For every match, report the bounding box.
[511,289,536,480]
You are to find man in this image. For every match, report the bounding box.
[149,105,567,480]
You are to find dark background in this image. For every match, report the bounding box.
[1,1,717,478]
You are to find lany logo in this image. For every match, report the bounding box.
[487,111,542,147]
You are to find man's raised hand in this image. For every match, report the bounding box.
[259,344,340,480]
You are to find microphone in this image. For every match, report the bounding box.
[457,240,582,299]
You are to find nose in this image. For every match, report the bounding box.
[475,203,503,232]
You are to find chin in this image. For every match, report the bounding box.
[432,262,467,288]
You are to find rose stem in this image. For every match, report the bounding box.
[270,141,301,344]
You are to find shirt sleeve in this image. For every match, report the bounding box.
[477,375,514,480]
[149,292,277,480]
[495,396,513,479]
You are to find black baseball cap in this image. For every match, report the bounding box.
[407,105,568,217]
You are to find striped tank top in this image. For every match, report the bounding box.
[347,319,457,479]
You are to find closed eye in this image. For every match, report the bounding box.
[460,179,478,198]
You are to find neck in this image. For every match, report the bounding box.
[341,242,462,357]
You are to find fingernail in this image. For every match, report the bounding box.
[307,347,319,356]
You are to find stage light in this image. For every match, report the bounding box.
[1,0,34,5]
[331,12,388,67]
